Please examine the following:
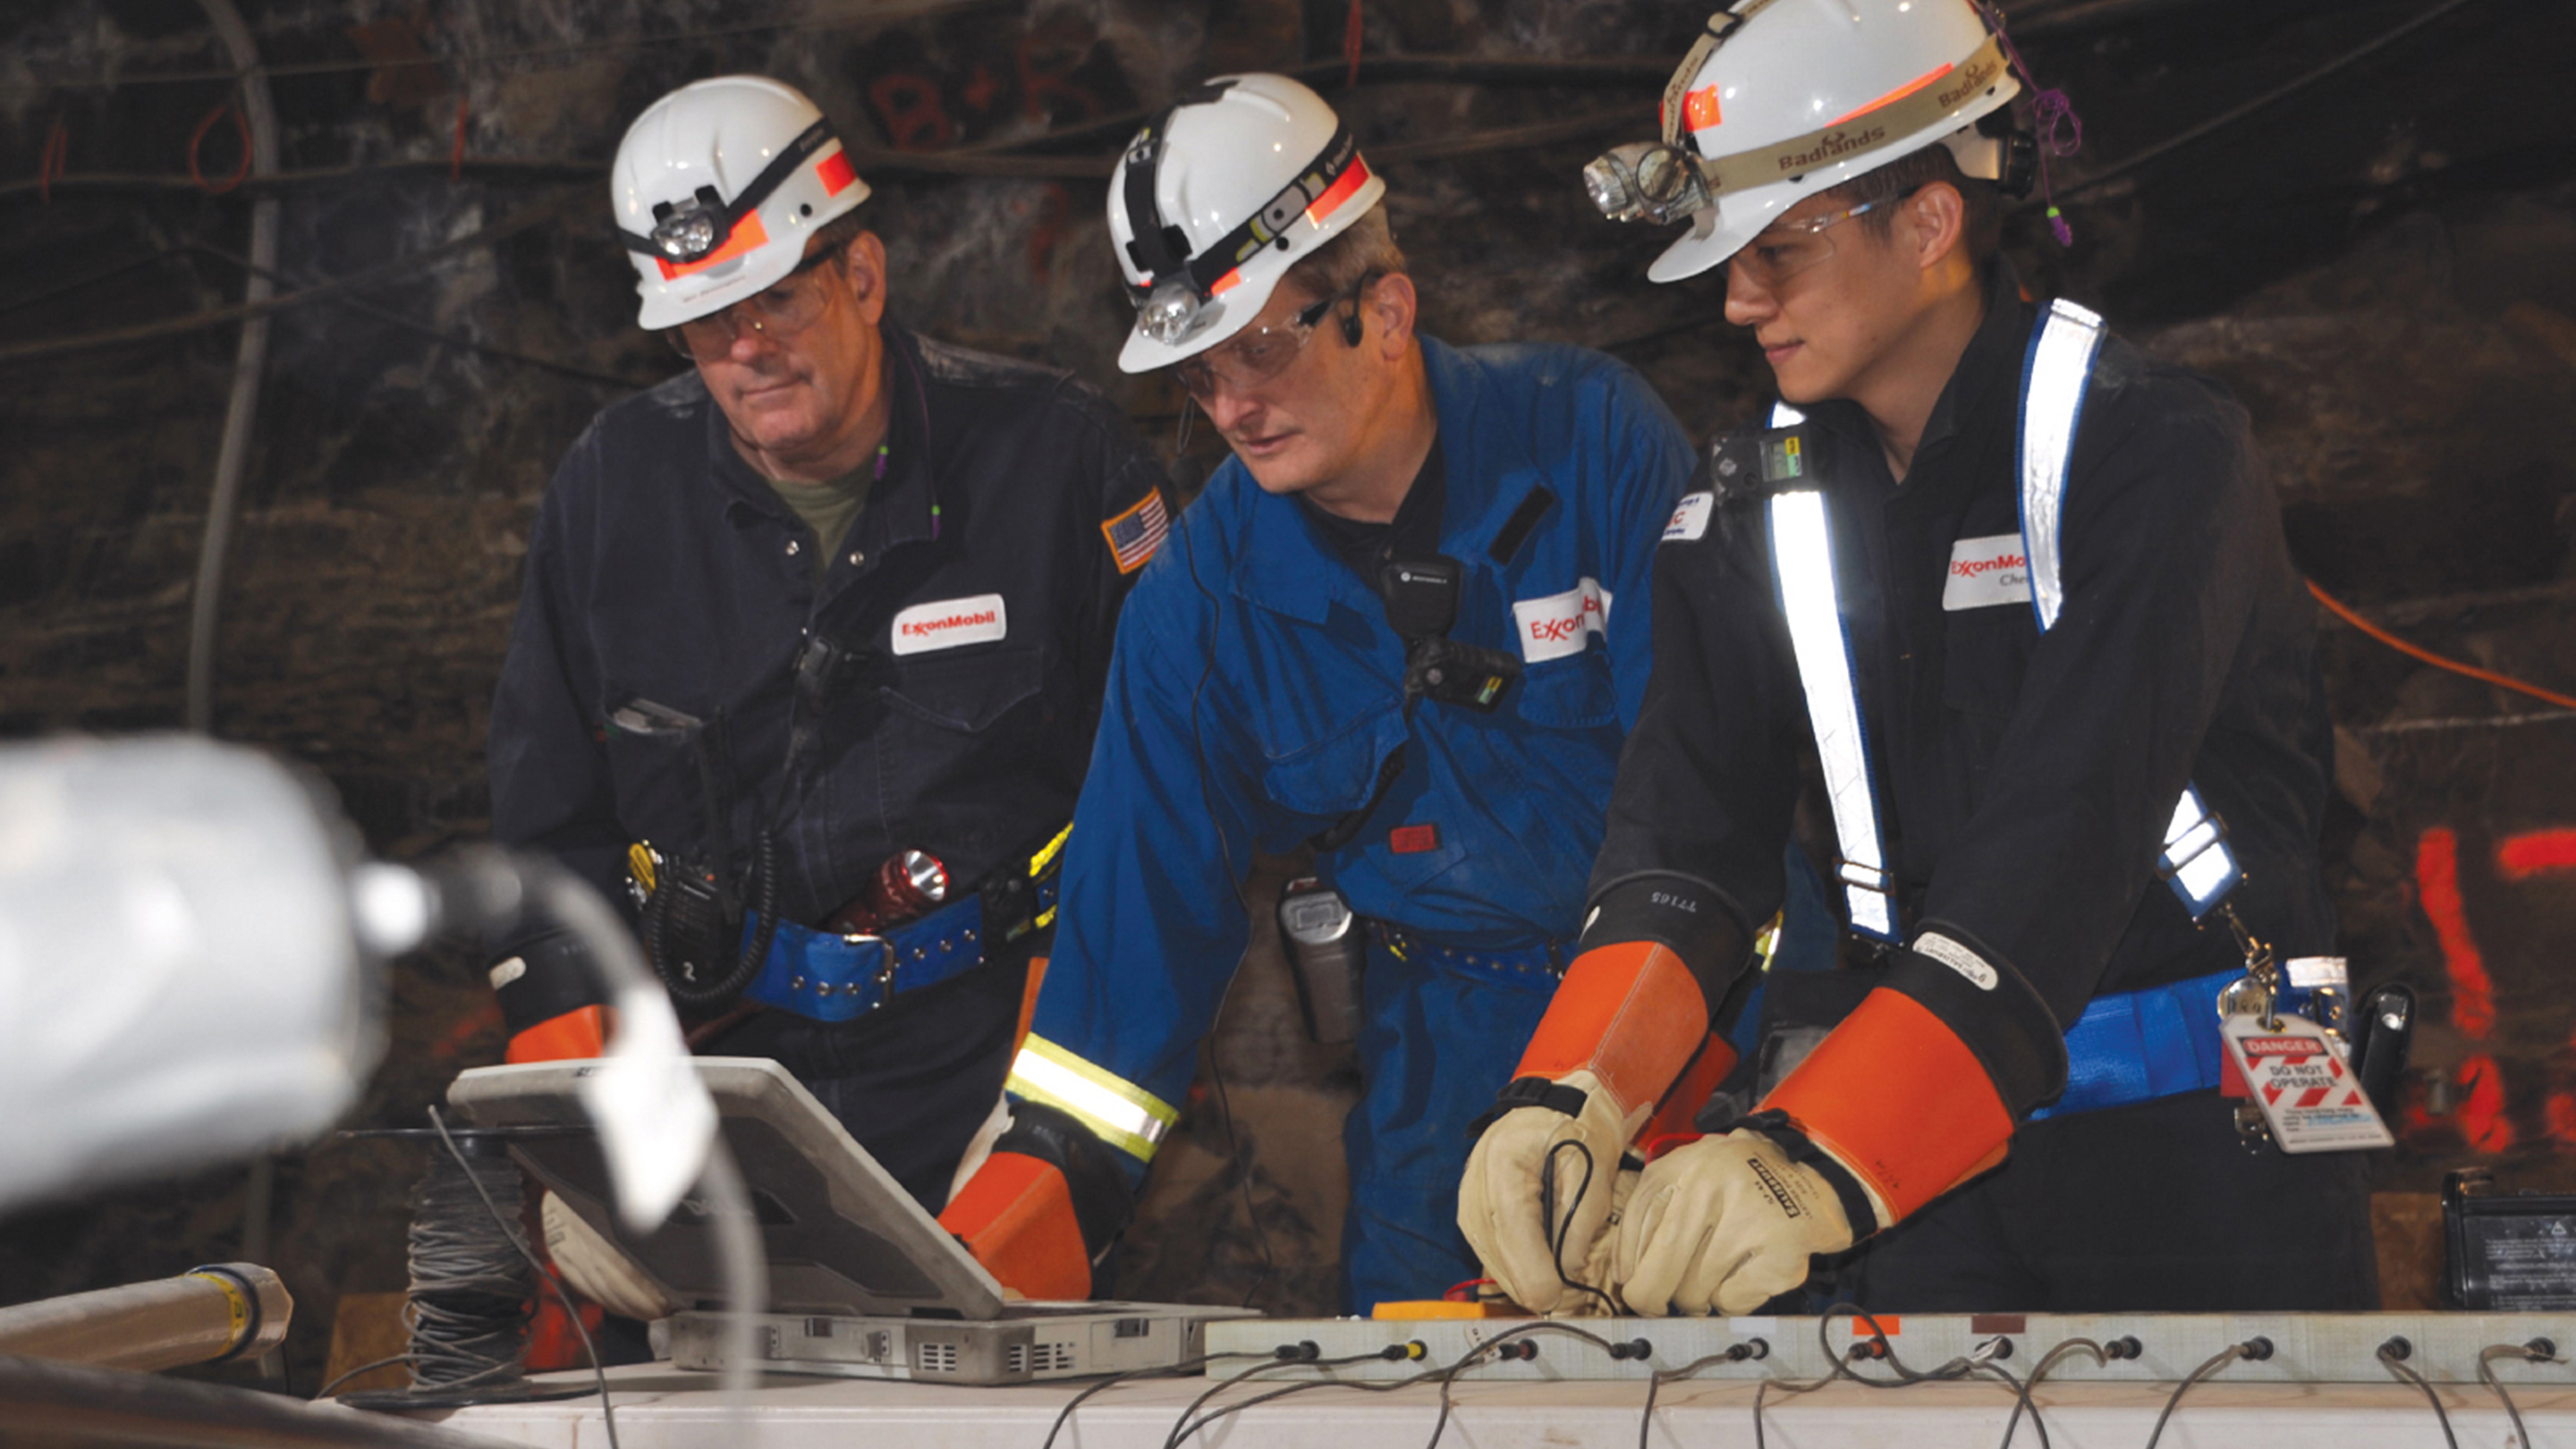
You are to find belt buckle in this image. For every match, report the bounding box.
[838,932,894,1013]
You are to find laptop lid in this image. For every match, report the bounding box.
[447,1057,1007,1321]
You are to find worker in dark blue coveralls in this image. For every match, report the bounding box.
[482,76,1164,1317]
[1470,0,2376,1318]
[933,74,1826,1315]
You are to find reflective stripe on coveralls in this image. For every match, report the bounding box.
[2017,301,2241,918]
[1769,306,2241,937]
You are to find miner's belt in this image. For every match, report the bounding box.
[1366,921,1565,983]
[2029,968,2240,1120]
[739,877,1057,1023]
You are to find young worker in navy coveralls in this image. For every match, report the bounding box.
[1462,0,2376,1315]
[483,77,1164,1313]
[934,74,1831,1315]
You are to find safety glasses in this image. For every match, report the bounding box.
[663,246,843,361]
[1728,190,1919,291]
[1171,275,1373,402]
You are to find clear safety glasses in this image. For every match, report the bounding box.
[663,246,843,361]
[1170,275,1371,401]
[1728,191,1915,291]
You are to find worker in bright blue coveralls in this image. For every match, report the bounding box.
[931,74,1720,1314]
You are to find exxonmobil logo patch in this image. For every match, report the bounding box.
[1512,578,1611,664]
[890,594,1008,656]
[1942,533,2029,612]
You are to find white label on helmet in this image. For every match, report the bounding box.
[1663,491,1714,544]
[1512,578,1611,664]
[1942,533,2030,612]
[488,956,527,990]
[891,595,1008,656]
[1914,931,1997,991]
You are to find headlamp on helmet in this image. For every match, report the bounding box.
[1115,94,1373,359]
[1137,279,1208,348]
[617,118,834,271]
[1583,141,1716,227]
[649,189,730,263]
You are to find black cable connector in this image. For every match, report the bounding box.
[2104,1335,2143,1360]
[1379,1341,1428,1361]
[2242,1336,2275,1361]
[1608,1339,1653,1361]
[1273,1341,1322,1361]
[2379,1336,2460,1449]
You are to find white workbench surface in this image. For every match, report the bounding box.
[429,1362,2576,1447]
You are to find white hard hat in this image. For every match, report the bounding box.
[1586,0,2023,284]
[611,76,872,330]
[1106,73,1386,373]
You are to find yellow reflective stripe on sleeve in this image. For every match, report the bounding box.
[1005,1034,1178,1164]
[1029,823,1073,878]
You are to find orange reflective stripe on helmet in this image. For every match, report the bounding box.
[1758,987,2013,1221]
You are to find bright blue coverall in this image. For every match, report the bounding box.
[1007,336,1698,1311]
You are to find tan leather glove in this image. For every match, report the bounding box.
[1612,1130,1860,1317]
[1458,1069,1640,1314]
[541,1190,678,1322]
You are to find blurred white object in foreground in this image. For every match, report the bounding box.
[0,735,417,1216]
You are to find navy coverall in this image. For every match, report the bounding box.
[488,323,1164,1209]
[1599,260,2376,1309]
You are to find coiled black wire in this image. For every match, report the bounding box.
[648,831,777,1009]
[399,1140,536,1391]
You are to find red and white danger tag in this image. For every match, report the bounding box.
[2220,1013,2394,1154]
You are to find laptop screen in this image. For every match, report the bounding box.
[449,1057,1007,1320]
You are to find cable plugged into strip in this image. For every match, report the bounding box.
[2144,1337,2272,1449]
[2103,1335,2143,1360]
[2377,1335,2462,1449]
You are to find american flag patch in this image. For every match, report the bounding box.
[1101,489,1169,575]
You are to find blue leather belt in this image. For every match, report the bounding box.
[738,875,1058,1023]
[1366,921,1564,983]
[2029,968,2240,1120]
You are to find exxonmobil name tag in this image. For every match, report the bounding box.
[1512,578,1611,664]
[891,595,1007,656]
[1943,533,2030,612]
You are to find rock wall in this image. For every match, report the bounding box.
[1,0,2572,1381]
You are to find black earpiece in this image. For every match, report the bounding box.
[1339,299,1364,347]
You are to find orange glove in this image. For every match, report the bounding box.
[937,1101,1131,1301]
[492,928,611,1062]
[1615,928,2068,1315]
[1458,875,1754,1314]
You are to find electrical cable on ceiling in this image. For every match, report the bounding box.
[0,184,587,369]
[185,239,659,390]
[2308,579,2576,713]
[2050,0,2487,202]
[0,0,1013,93]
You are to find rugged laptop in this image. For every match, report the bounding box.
[448,1057,1257,1384]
